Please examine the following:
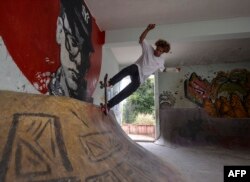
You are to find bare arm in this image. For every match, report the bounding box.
[139,24,155,44]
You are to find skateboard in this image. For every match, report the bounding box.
[99,73,109,115]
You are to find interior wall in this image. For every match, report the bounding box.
[92,47,120,105]
[0,37,40,94]
[92,46,121,121]
[156,107,250,148]
[156,61,250,147]
[0,0,104,102]
[158,61,250,109]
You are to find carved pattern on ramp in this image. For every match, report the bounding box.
[0,113,78,182]
[85,151,153,182]
[85,170,120,182]
[79,131,122,162]
[115,161,153,182]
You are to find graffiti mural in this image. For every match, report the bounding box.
[49,0,95,102]
[185,69,250,118]
[0,0,104,101]
[159,90,176,109]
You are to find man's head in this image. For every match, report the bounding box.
[154,39,170,57]
[56,0,94,99]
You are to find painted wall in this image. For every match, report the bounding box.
[185,69,250,118]
[158,62,250,111]
[0,0,104,102]
[156,61,250,147]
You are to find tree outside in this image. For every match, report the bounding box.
[122,76,155,124]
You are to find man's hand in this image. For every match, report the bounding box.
[146,24,155,31]
[139,24,156,43]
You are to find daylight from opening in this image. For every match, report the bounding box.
[120,75,156,141]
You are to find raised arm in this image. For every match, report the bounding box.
[139,24,155,44]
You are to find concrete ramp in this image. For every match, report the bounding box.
[0,91,183,182]
[156,108,250,149]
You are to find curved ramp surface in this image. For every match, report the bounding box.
[0,91,183,182]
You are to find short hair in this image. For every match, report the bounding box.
[155,39,170,53]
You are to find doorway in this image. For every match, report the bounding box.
[120,75,156,141]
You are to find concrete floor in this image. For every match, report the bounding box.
[128,134,155,141]
[138,142,250,182]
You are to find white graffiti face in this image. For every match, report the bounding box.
[56,15,82,91]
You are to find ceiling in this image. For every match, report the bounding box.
[85,0,250,67]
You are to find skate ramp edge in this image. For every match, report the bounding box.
[156,108,250,149]
[0,91,184,182]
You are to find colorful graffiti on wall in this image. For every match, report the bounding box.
[0,0,105,102]
[184,69,250,118]
[159,91,176,109]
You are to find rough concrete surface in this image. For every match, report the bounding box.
[0,91,183,182]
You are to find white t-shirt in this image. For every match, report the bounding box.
[135,40,165,83]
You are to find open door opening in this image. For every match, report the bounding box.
[120,75,156,142]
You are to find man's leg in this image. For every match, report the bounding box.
[109,64,138,86]
[107,65,140,109]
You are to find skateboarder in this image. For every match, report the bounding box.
[104,24,171,112]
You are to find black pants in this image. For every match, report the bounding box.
[107,64,140,109]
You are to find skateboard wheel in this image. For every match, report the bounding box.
[100,81,104,89]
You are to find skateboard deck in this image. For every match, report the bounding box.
[99,73,108,115]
